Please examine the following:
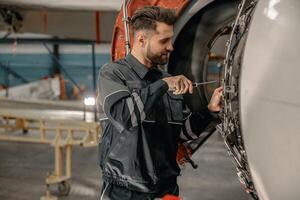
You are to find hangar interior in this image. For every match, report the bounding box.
[0,0,299,200]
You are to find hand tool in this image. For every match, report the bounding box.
[192,80,217,87]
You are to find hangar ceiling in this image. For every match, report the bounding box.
[0,0,123,11]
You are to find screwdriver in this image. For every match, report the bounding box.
[192,80,217,87]
[168,80,218,92]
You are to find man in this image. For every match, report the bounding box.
[97,6,222,200]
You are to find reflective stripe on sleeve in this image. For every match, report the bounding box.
[184,118,198,139]
[179,130,189,141]
[132,92,146,121]
[126,98,138,127]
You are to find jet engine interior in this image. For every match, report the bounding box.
[169,0,300,199]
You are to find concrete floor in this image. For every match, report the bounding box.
[0,131,253,200]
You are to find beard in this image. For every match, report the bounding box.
[146,45,169,66]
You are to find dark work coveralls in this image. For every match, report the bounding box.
[97,53,213,200]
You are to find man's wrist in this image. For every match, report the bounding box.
[161,78,170,89]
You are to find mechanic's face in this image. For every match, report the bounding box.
[145,22,174,65]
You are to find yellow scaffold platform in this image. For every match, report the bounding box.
[0,98,101,200]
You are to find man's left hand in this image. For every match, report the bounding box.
[208,87,223,112]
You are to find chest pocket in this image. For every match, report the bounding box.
[165,91,183,123]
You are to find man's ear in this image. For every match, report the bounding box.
[136,31,147,48]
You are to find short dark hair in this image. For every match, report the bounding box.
[130,6,176,34]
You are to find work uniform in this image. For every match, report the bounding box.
[97,53,213,199]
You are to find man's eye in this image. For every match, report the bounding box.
[160,39,168,44]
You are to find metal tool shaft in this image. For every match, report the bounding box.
[192,80,217,87]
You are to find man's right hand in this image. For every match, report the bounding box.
[162,75,193,95]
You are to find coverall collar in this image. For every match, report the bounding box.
[125,53,151,79]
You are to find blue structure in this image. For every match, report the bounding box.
[0,39,111,94]
[0,53,109,89]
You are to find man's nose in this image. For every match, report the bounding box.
[167,43,174,52]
